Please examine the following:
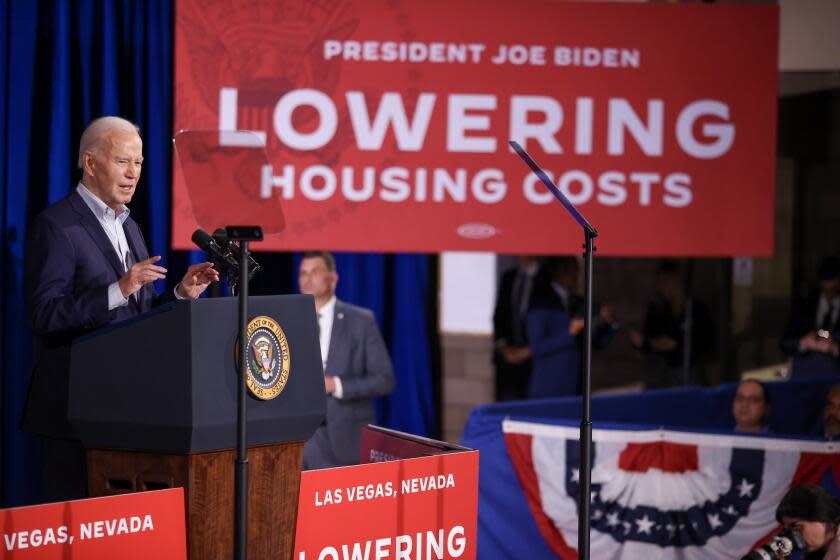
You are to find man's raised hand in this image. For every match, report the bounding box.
[118,256,167,299]
[176,262,220,299]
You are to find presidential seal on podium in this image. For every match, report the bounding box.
[237,315,290,400]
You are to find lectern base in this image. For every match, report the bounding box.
[87,443,303,560]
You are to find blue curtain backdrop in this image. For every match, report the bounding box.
[1,0,436,507]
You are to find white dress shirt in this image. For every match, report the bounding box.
[551,282,571,311]
[817,294,840,331]
[316,295,343,399]
[76,183,133,309]
[77,183,185,308]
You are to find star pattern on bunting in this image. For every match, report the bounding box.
[563,441,765,548]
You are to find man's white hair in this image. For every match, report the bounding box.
[77,116,140,168]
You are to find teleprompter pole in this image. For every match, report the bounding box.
[578,230,596,560]
[235,238,249,560]
[227,226,263,560]
[507,141,598,560]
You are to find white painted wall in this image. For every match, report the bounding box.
[439,252,496,335]
[780,0,840,71]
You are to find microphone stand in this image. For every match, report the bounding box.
[225,225,263,560]
[579,230,596,560]
[508,141,598,560]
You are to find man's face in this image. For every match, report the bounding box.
[553,263,578,292]
[299,257,336,300]
[823,388,840,437]
[732,381,768,431]
[83,129,143,213]
[820,277,840,300]
[656,273,680,301]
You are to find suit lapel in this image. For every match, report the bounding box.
[123,217,156,312]
[123,217,149,263]
[327,299,346,373]
[68,191,125,278]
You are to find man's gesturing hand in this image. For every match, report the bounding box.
[176,262,220,300]
[119,256,167,299]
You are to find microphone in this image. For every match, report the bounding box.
[213,228,261,279]
[191,228,239,270]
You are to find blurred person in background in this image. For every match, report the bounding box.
[493,256,539,401]
[782,257,840,377]
[630,260,713,388]
[298,251,395,469]
[527,257,616,398]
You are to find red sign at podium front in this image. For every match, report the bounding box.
[295,451,479,560]
[0,489,187,560]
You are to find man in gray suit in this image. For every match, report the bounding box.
[299,251,395,469]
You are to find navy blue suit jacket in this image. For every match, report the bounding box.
[526,284,615,399]
[527,289,580,398]
[23,190,171,439]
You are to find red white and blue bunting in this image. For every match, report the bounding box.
[504,420,840,559]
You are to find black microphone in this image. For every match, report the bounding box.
[212,228,261,278]
[191,228,239,269]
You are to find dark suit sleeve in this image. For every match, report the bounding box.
[592,314,616,350]
[25,216,112,336]
[493,269,515,346]
[339,312,395,401]
[780,298,814,357]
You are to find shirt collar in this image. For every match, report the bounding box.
[319,295,337,318]
[551,282,570,304]
[821,294,840,307]
[76,182,130,223]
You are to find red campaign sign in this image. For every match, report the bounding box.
[0,489,186,559]
[173,0,778,256]
[294,451,479,559]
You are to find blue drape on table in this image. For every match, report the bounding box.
[1,0,435,507]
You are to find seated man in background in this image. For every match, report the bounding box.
[732,379,771,433]
[824,384,840,439]
[782,257,840,376]
[298,251,395,469]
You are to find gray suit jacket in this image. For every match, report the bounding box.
[303,299,395,469]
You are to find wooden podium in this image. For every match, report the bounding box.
[68,296,326,560]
